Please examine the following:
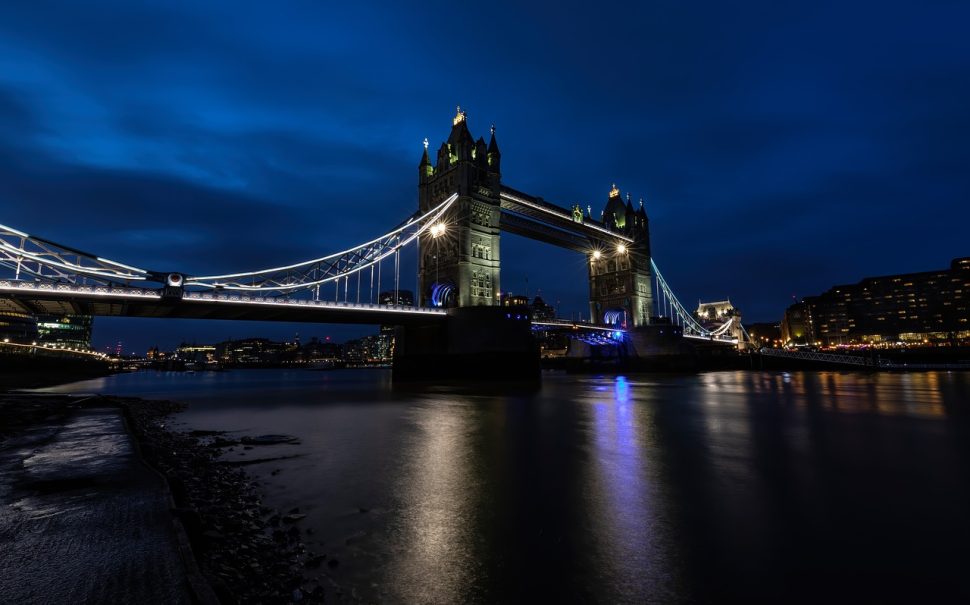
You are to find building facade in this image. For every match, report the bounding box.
[36,314,93,349]
[0,311,38,344]
[783,257,970,346]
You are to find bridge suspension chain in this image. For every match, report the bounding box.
[183,193,457,294]
[650,258,711,337]
[0,223,149,286]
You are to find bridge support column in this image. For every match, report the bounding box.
[392,306,538,382]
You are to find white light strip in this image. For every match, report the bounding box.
[0,223,29,238]
[187,194,457,291]
[0,284,161,299]
[96,257,149,274]
[533,320,624,333]
[0,340,109,358]
[182,295,447,315]
[500,192,634,243]
[684,334,738,344]
[651,258,710,336]
[188,193,459,281]
[0,241,147,280]
[0,282,445,316]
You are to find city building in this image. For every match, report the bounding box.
[500,293,529,307]
[175,343,217,363]
[746,322,782,348]
[217,338,300,365]
[36,314,93,349]
[342,334,390,365]
[379,290,414,306]
[781,302,812,345]
[531,296,556,321]
[695,300,745,343]
[0,311,38,344]
[783,257,970,346]
[696,300,736,322]
[302,337,342,362]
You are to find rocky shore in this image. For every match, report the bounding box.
[1,393,332,604]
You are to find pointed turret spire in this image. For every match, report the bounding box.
[487,124,501,172]
[418,138,432,179]
[419,138,430,165]
[447,104,474,160]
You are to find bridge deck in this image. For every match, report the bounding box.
[0,281,447,325]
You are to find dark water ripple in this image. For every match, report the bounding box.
[44,370,970,603]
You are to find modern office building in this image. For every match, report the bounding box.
[35,314,94,349]
[783,257,970,346]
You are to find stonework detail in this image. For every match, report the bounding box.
[418,112,501,308]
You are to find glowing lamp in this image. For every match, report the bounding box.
[617,244,627,254]
[592,250,602,260]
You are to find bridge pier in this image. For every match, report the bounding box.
[392,306,539,382]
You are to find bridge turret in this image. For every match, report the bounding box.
[588,184,653,328]
[603,184,627,231]
[418,107,502,308]
[624,196,635,234]
[435,141,450,171]
[487,125,501,174]
[635,198,648,231]
[475,136,488,170]
[447,106,475,163]
[418,138,433,182]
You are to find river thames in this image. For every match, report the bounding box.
[42,369,970,603]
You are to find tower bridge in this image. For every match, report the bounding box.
[0,108,742,378]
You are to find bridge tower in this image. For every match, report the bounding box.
[588,187,654,328]
[418,107,502,308]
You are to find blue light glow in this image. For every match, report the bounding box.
[430,282,454,307]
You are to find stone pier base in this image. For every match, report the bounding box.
[392,306,539,382]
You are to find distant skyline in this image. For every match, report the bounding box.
[2,1,968,352]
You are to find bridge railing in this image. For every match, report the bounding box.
[759,347,874,366]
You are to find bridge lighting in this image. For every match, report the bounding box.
[617,244,627,254]
[591,250,602,260]
[430,223,446,238]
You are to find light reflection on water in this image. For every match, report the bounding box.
[387,399,480,604]
[39,369,970,603]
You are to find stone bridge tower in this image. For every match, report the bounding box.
[588,186,653,328]
[418,108,502,308]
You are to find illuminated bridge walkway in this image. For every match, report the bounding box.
[0,196,738,344]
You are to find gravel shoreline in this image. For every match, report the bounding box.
[1,393,330,604]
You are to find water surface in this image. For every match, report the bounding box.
[44,369,970,603]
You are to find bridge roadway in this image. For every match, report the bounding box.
[0,280,447,325]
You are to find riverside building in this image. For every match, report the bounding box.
[783,257,970,346]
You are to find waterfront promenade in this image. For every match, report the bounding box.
[0,395,205,604]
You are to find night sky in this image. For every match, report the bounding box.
[1,2,968,353]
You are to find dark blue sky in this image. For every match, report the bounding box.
[1,1,968,353]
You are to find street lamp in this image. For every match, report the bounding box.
[592,250,602,260]
[617,244,626,254]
